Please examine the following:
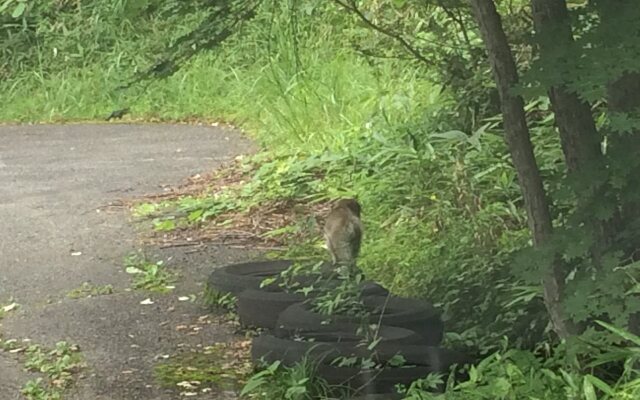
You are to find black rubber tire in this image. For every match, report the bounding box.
[274,318,424,345]
[370,344,473,371]
[237,289,306,329]
[363,296,444,345]
[313,278,389,297]
[252,333,363,366]
[349,395,402,400]
[360,282,389,297]
[207,260,293,296]
[207,259,389,297]
[251,327,426,367]
[317,364,432,394]
[276,296,443,345]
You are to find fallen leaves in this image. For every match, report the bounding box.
[2,302,18,313]
[154,339,253,398]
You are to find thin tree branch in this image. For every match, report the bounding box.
[332,0,435,67]
[438,1,472,48]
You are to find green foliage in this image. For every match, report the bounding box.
[21,342,84,400]
[5,0,640,397]
[309,268,368,318]
[154,346,244,392]
[241,360,335,400]
[152,218,177,232]
[402,325,640,400]
[202,284,237,311]
[261,261,370,317]
[22,379,61,400]
[124,253,176,292]
[132,202,163,218]
[66,282,114,299]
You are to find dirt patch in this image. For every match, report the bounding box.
[129,159,332,250]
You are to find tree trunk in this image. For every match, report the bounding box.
[531,0,615,274]
[599,1,640,335]
[468,0,577,339]
[598,1,640,223]
[530,0,603,175]
[608,73,640,113]
[608,71,640,219]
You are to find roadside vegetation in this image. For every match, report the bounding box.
[1,338,84,400]
[123,252,177,293]
[66,283,114,299]
[3,0,640,398]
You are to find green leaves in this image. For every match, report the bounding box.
[21,341,83,400]
[153,218,176,231]
[583,374,615,399]
[597,320,640,346]
[240,359,331,399]
[390,0,407,8]
[11,1,24,18]
[0,0,27,18]
[124,254,176,293]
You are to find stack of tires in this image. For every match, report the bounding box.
[208,260,471,397]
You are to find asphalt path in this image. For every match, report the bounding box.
[0,124,255,399]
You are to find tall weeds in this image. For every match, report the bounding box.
[2,0,556,342]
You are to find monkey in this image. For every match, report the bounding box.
[323,198,363,269]
[105,107,131,121]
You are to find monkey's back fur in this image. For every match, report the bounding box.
[323,199,363,266]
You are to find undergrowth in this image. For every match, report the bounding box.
[66,282,114,299]
[0,340,85,400]
[2,0,558,345]
[154,344,250,395]
[241,359,335,400]
[124,253,176,293]
[4,1,639,399]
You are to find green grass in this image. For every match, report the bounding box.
[241,359,335,400]
[2,48,436,150]
[1,0,536,342]
[202,285,237,311]
[154,344,250,395]
[5,3,640,399]
[66,283,114,299]
[0,0,545,347]
[1,0,439,155]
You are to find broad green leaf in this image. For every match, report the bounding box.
[240,377,265,396]
[11,1,24,18]
[597,320,640,345]
[153,219,176,231]
[187,209,204,222]
[585,375,615,396]
[0,0,16,14]
[125,267,143,275]
[260,277,276,288]
[582,376,597,400]
[468,365,478,382]
[429,130,468,143]
[388,354,406,367]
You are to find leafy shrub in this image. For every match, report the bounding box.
[241,360,335,400]
[402,323,640,400]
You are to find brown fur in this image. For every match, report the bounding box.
[323,198,363,267]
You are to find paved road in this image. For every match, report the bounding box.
[0,124,255,399]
